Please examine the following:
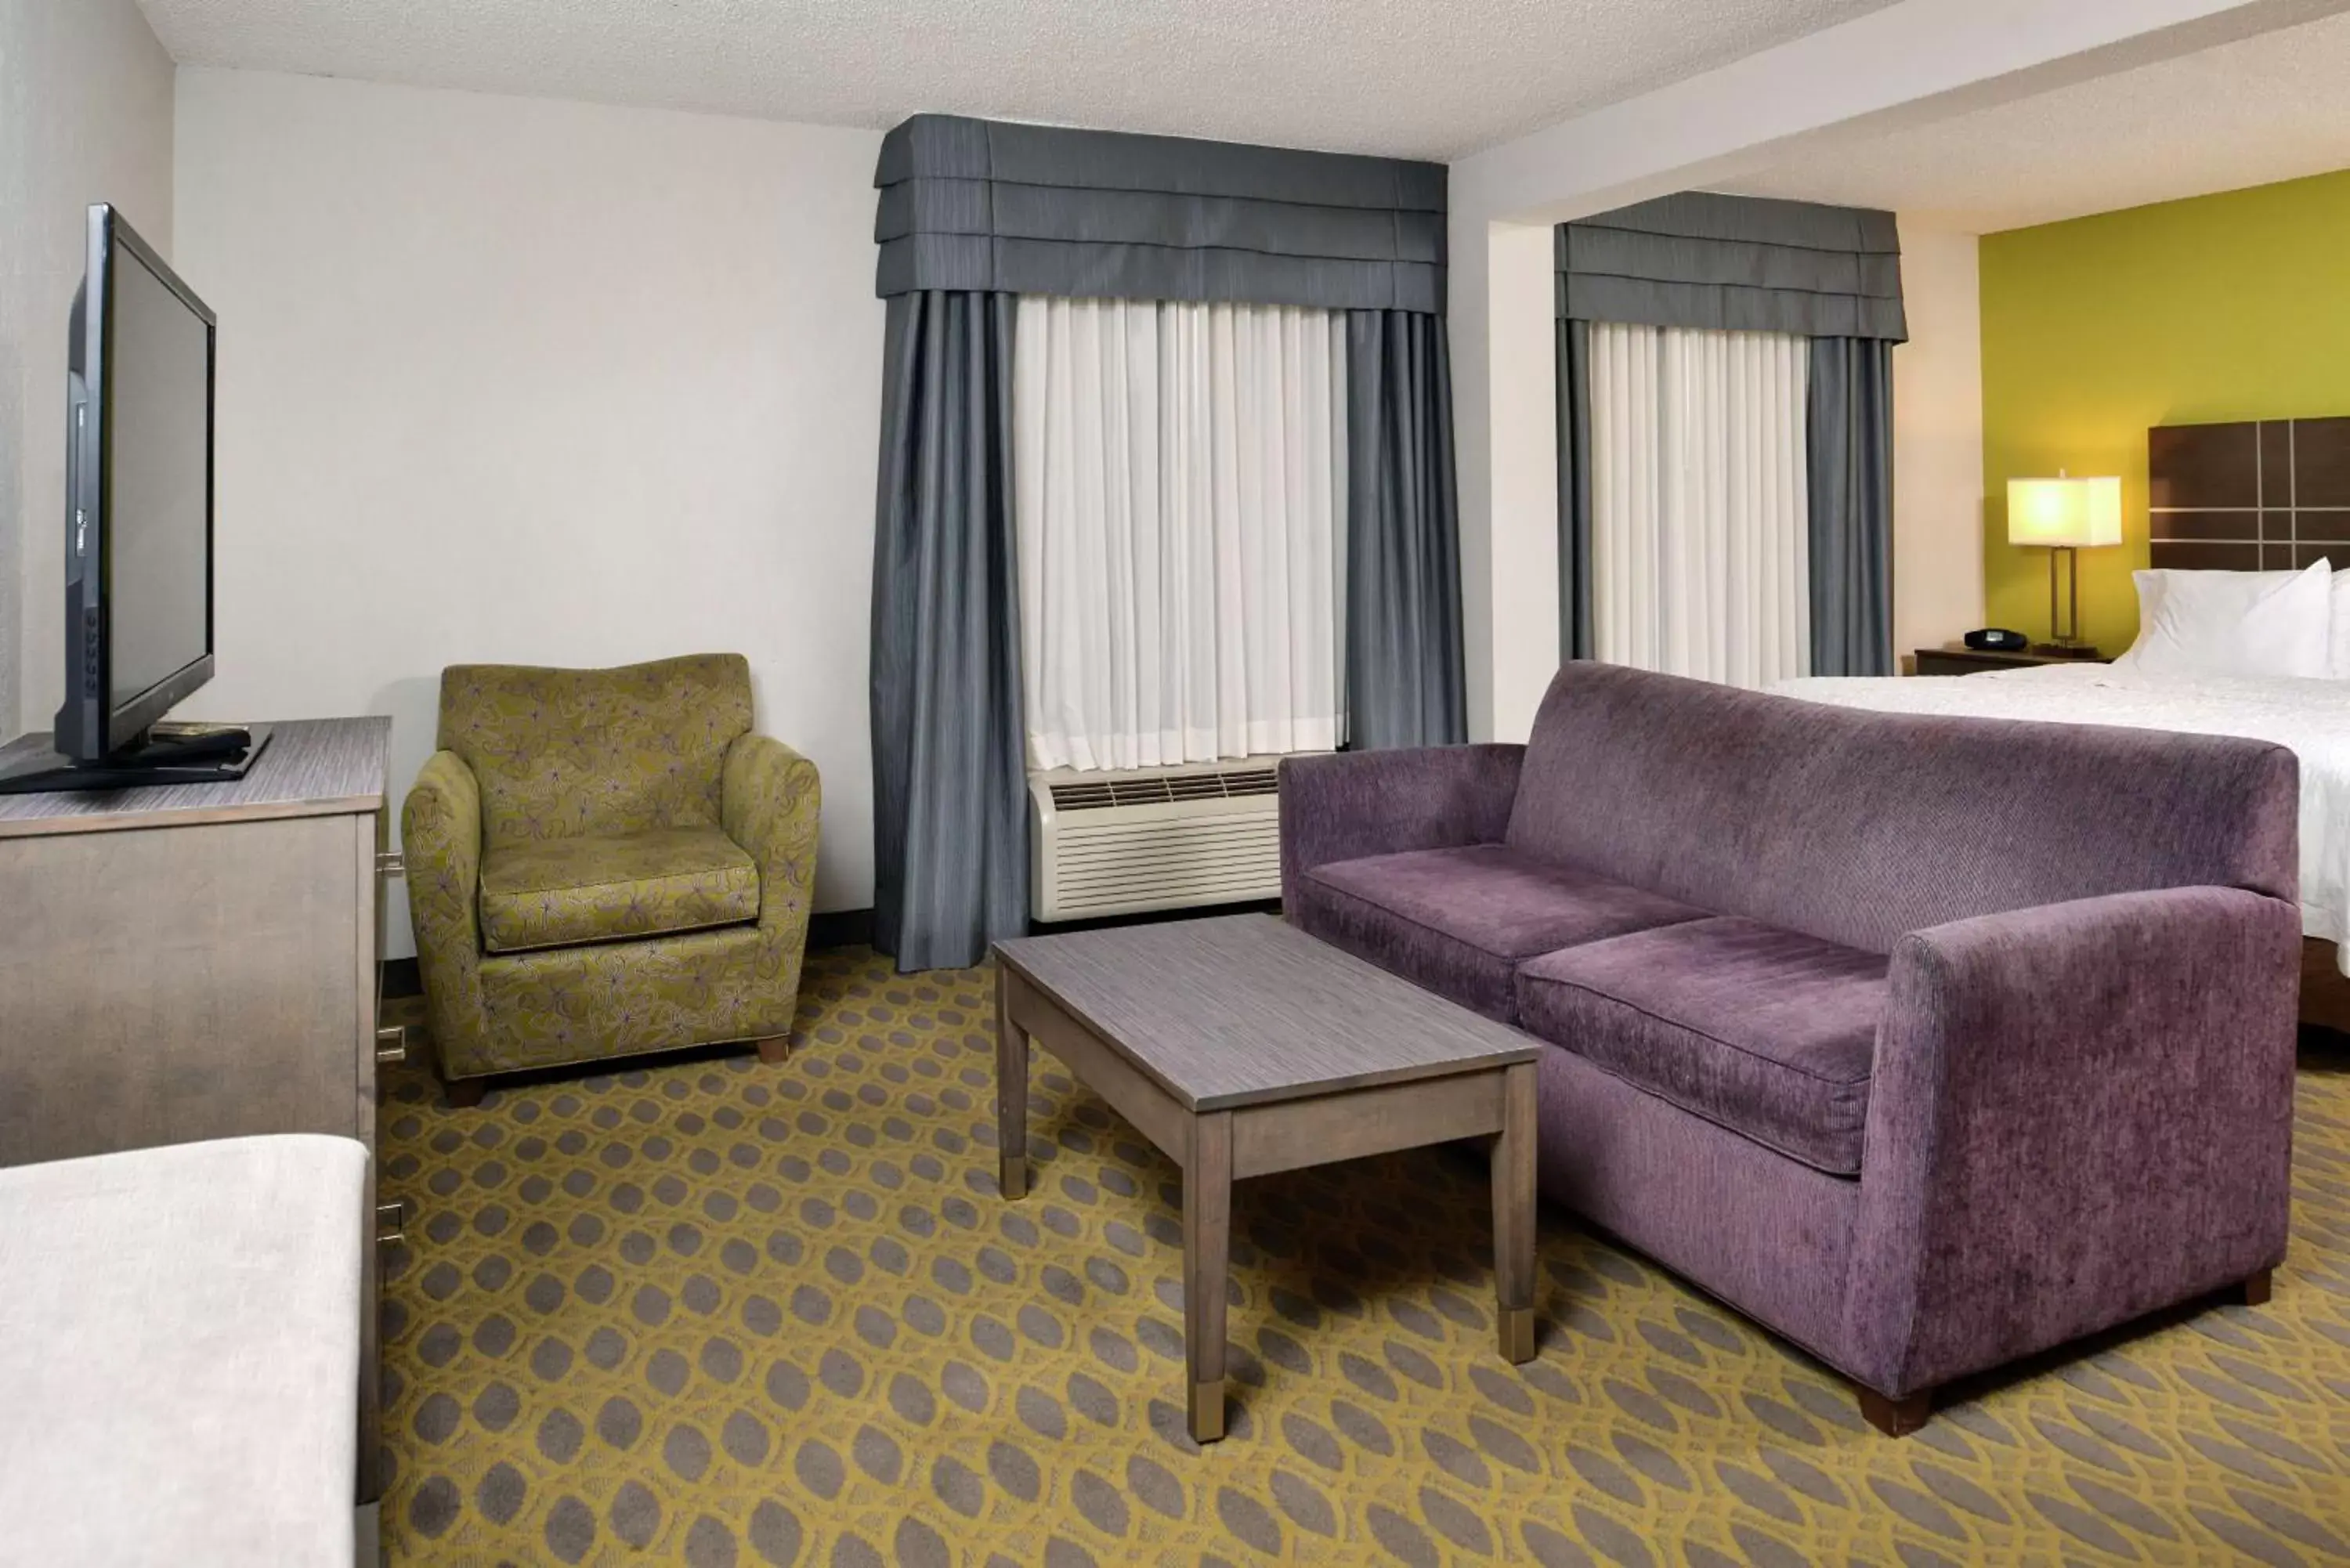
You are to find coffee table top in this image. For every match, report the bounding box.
[992,913,1538,1112]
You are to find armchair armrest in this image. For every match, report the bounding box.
[722,733,821,942]
[1843,885,2300,1396]
[1279,744,1524,898]
[403,751,490,1075]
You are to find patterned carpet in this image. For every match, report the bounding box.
[378,948,2350,1566]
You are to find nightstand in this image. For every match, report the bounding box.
[1911,645,2110,676]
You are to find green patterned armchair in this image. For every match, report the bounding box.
[403,653,819,1104]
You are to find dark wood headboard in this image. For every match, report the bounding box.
[2148,417,2350,997]
[2148,416,2350,570]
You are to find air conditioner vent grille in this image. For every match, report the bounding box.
[1049,764,1280,812]
[1219,767,1278,798]
[1047,780,1119,811]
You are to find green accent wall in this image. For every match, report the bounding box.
[1980,168,2350,650]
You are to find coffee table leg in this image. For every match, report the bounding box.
[996,972,1028,1201]
[1493,1061,1537,1363]
[1185,1111,1233,1443]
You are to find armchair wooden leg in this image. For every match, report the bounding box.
[2236,1267,2274,1307]
[755,1035,790,1066]
[1857,1386,1934,1437]
[443,1075,487,1110]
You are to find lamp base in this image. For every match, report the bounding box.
[2028,641,2103,659]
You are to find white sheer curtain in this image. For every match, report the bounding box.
[1014,294,1347,772]
[1589,322,1810,688]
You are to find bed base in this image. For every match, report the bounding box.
[2303,939,2350,1034]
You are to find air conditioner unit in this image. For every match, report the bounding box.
[1029,756,1310,923]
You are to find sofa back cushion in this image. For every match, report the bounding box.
[1505,663,2298,954]
[438,653,754,847]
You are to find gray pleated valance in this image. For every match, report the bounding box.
[876,114,1447,314]
[1555,191,1905,341]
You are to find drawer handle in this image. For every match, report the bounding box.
[375,1199,407,1246]
[375,1024,409,1066]
[377,851,406,877]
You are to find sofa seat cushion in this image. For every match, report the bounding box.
[1517,917,1889,1175]
[479,826,759,954]
[1292,844,1708,1022]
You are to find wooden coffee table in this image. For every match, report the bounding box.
[991,912,1542,1443]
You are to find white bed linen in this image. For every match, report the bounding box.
[0,1133,365,1566]
[1772,663,2350,969]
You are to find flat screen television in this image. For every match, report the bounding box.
[0,204,266,794]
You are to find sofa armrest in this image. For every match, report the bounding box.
[403,751,490,1075]
[1279,744,1524,897]
[723,733,821,944]
[1843,884,2300,1396]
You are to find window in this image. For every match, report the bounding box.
[1588,323,1810,688]
[1013,295,1347,771]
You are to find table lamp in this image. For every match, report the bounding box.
[2006,472,2122,656]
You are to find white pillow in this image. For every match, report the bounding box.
[2113,561,2334,678]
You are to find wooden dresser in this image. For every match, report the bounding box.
[0,716,396,1501]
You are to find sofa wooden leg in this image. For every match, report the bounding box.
[443,1075,487,1110]
[2237,1267,2274,1307]
[755,1035,790,1066]
[1857,1386,1934,1437]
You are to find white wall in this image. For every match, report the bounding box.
[1889,227,1985,654]
[1,0,177,738]
[1450,221,1559,743]
[172,70,886,955]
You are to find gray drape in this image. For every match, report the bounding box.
[870,291,1029,973]
[1346,310,1466,748]
[1554,191,1903,675]
[1555,192,1906,341]
[1806,337,1896,677]
[1554,319,1594,662]
[876,114,1446,313]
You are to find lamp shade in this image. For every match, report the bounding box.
[2008,475,2123,547]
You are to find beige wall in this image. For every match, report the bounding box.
[172,70,886,954]
[0,0,177,737]
[1890,227,1986,655]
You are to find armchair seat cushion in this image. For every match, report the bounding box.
[479,826,759,954]
[1517,917,1889,1176]
[1291,844,1708,1023]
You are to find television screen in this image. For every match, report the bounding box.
[0,204,252,794]
[106,239,212,711]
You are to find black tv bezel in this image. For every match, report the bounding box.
[56,203,219,762]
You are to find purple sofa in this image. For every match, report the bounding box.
[1281,662,2299,1433]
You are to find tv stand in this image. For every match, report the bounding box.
[0,722,273,794]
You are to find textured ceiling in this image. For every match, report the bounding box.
[135,0,1902,162]
[1722,9,2350,232]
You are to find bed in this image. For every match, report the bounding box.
[1777,663,2350,981]
[1777,413,2350,1016]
